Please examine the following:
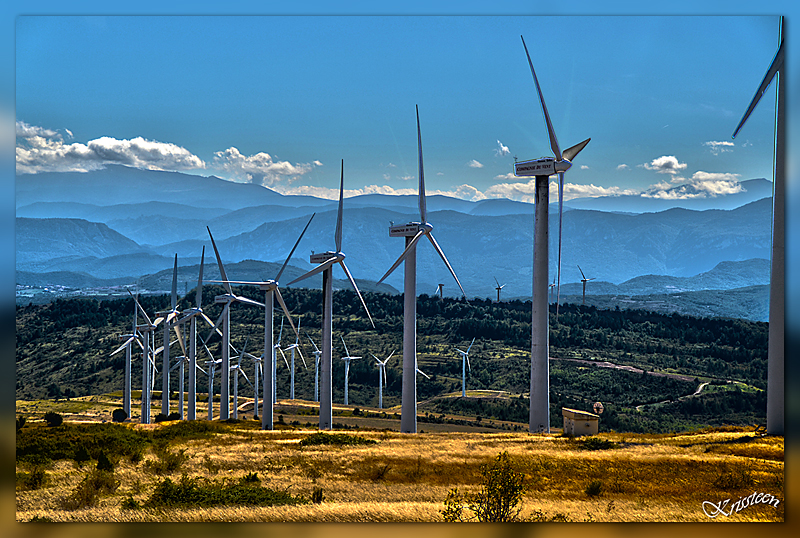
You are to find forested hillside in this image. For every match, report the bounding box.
[15,287,768,432]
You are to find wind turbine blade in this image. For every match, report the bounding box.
[171,254,178,309]
[494,276,500,288]
[276,213,316,282]
[278,347,290,370]
[234,295,265,308]
[196,246,205,309]
[127,289,153,326]
[335,160,344,253]
[204,301,229,343]
[339,260,375,328]
[297,346,307,369]
[426,232,466,298]
[207,227,232,295]
[169,360,182,373]
[466,353,471,373]
[416,104,427,223]
[340,335,350,358]
[275,289,300,342]
[377,229,425,284]
[386,350,395,362]
[173,323,187,357]
[732,37,784,139]
[200,312,216,330]
[278,317,284,343]
[286,257,337,286]
[152,316,164,328]
[306,332,320,352]
[578,265,586,280]
[562,138,591,162]
[240,369,252,387]
[467,337,475,354]
[111,337,135,356]
[521,35,561,160]
[416,368,430,380]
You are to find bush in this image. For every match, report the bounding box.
[111,409,128,423]
[311,487,325,504]
[145,475,309,508]
[121,496,141,510]
[167,412,181,421]
[298,432,376,447]
[154,413,168,423]
[62,469,119,510]
[17,466,48,490]
[580,437,619,451]
[441,451,525,522]
[144,443,189,474]
[43,412,63,427]
[96,451,114,472]
[16,416,26,432]
[585,480,604,497]
[74,445,91,467]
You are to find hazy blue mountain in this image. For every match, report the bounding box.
[16,270,133,289]
[15,200,233,222]
[15,218,146,264]
[564,178,772,213]
[16,252,182,280]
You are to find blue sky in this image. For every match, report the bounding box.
[14,14,784,204]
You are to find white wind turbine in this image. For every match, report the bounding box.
[158,255,185,417]
[454,337,475,397]
[377,105,466,434]
[127,290,164,424]
[273,319,289,405]
[731,16,784,435]
[204,356,221,420]
[230,338,253,419]
[307,332,322,402]
[287,160,375,430]
[372,351,394,409]
[284,315,307,400]
[339,336,361,406]
[211,214,313,430]
[494,277,506,303]
[110,288,140,419]
[578,265,596,306]
[173,247,216,420]
[515,35,591,433]
[204,227,265,420]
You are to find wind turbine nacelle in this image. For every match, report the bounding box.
[389,222,430,237]
[257,280,278,291]
[310,251,338,264]
[514,157,556,177]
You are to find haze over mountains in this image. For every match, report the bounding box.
[15,166,773,320]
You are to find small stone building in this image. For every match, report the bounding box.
[562,407,599,436]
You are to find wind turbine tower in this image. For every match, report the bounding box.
[378,106,466,433]
[494,277,505,303]
[372,351,394,409]
[288,162,374,429]
[515,36,590,433]
[340,336,361,406]
[578,265,596,306]
[159,255,182,416]
[455,337,475,397]
[731,17,784,435]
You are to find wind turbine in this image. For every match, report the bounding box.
[284,315,307,400]
[454,337,475,397]
[168,354,188,420]
[494,277,506,303]
[127,290,164,424]
[731,16,784,435]
[230,337,253,419]
[174,247,214,420]
[307,332,322,402]
[548,277,556,305]
[377,106,466,434]
[339,336,361,406]
[515,35,590,433]
[158,255,184,417]
[204,227,265,420]
[110,288,140,419]
[372,351,394,409]
[210,214,313,430]
[287,160,375,430]
[577,265,596,306]
[437,283,444,299]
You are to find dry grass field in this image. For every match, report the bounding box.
[15,395,784,524]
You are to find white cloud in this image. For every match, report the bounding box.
[16,121,207,174]
[467,159,484,168]
[617,164,629,170]
[703,140,734,156]
[494,140,510,157]
[211,147,318,186]
[383,173,390,181]
[642,171,743,199]
[399,175,414,181]
[642,155,687,175]
[580,165,589,170]
[484,178,638,203]
[274,183,418,200]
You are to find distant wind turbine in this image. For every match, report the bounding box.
[578,265,596,306]
[127,290,164,424]
[731,16,784,435]
[158,255,184,417]
[516,35,590,433]
[339,336,361,406]
[377,106,466,433]
[372,351,394,409]
[307,332,322,402]
[288,160,375,430]
[455,337,475,397]
[494,277,506,303]
[110,288,140,419]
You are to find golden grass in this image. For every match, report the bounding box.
[15,422,784,523]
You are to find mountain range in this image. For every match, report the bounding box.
[15,166,773,318]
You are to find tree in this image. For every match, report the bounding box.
[441,451,525,522]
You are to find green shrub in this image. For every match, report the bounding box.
[154,413,168,423]
[121,496,141,510]
[17,466,48,490]
[111,409,128,423]
[16,416,26,432]
[74,445,91,467]
[441,451,525,522]
[145,475,309,508]
[96,451,114,472]
[144,445,189,475]
[585,480,604,497]
[62,469,119,510]
[167,412,181,421]
[298,432,376,447]
[43,412,63,427]
[580,437,619,451]
[311,487,325,504]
